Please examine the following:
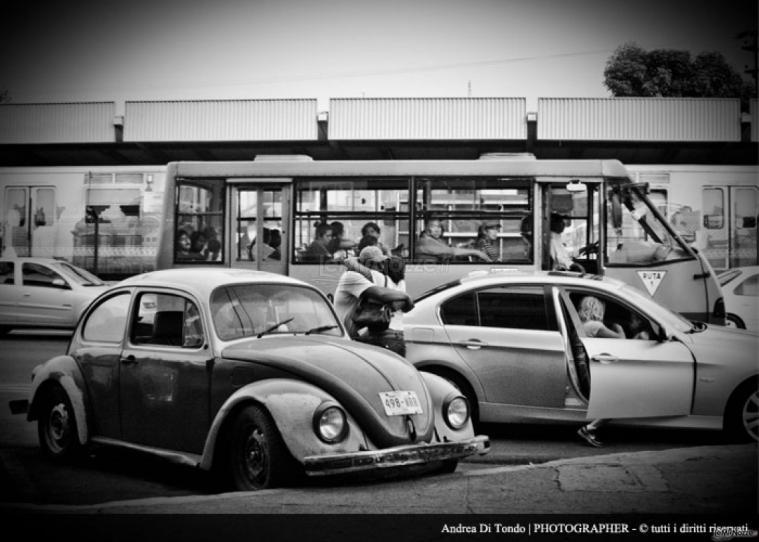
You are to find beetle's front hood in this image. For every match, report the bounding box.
[222,336,435,447]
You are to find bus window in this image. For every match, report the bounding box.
[293,178,409,263]
[542,182,599,273]
[732,186,757,268]
[175,180,224,263]
[606,186,690,266]
[414,177,532,264]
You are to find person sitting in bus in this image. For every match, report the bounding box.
[416,218,492,263]
[189,230,208,259]
[328,221,355,260]
[360,221,391,256]
[302,222,334,263]
[549,213,584,272]
[474,222,501,262]
[175,229,193,260]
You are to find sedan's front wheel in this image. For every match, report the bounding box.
[224,405,297,491]
[37,385,82,461]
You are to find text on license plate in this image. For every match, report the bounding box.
[379,391,423,416]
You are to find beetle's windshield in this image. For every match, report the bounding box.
[211,283,342,340]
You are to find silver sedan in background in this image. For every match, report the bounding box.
[0,257,109,334]
[404,270,759,442]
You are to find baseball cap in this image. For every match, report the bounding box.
[358,245,389,264]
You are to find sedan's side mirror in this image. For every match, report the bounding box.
[656,326,670,342]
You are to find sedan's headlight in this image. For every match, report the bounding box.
[313,403,348,443]
[444,396,470,430]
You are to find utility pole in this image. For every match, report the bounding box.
[738,30,758,94]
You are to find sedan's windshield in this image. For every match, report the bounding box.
[211,283,341,341]
[56,262,105,286]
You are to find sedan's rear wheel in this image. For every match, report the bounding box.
[225,405,297,491]
[725,379,759,443]
[37,385,82,461]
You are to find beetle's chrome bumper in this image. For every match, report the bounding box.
[303,435,490,476]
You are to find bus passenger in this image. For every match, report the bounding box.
[474,222,501,261]
[360,221,391,255]
[302,222,334,263]
[550,213,584,272]
[176,229,192,259]
[328,221,355,260]
[189,230,208,259]
[416,218,492,263]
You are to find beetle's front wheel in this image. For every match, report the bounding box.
[225,405,297,491]
[37,385,82,461]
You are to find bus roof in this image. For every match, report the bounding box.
[169,158,631,180]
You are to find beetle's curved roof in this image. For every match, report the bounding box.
[116,267,312,298]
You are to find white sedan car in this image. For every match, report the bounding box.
[719,266,759,332]
[0,257,110,334]
[404,270,759,442]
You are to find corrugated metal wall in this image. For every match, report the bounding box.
[538,98,742,142]
[0,102,115,144]
[123,99,318,141]
[329,97,526,140]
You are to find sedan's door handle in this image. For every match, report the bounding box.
[458,339,488,350]
[120,355,138,365]
[591,353,619,364]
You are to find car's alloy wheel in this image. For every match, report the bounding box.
[726,379,759,443]
[739,388,759,442]
[38,385,81,460]
[226,405,296,491]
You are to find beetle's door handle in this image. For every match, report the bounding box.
[120,355,138,365]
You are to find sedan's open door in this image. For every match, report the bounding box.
[559,290,695,420]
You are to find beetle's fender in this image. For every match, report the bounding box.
[200,378,368,470]
[420,371,477,441]
[27,355,89,446]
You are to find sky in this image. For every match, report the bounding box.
[0,0,756,112]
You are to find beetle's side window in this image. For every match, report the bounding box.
[82,293,130,342]
[132,292,204,348]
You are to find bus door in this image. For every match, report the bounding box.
[702,185,758,269]
[539,180,601,274]
[229,182,290,276]
[603,184,718,323]
[2,185,56,258]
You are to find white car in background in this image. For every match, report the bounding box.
[719,266,759,332]
[0,257,110,334]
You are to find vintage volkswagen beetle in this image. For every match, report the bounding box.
[19,268,489,490]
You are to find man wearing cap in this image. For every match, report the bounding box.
[333,246,413,346]
[474,222,501,262]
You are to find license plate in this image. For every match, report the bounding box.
[379,391,423,416]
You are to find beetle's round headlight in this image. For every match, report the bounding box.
[444,396,470,430]
[314,404,348,443]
